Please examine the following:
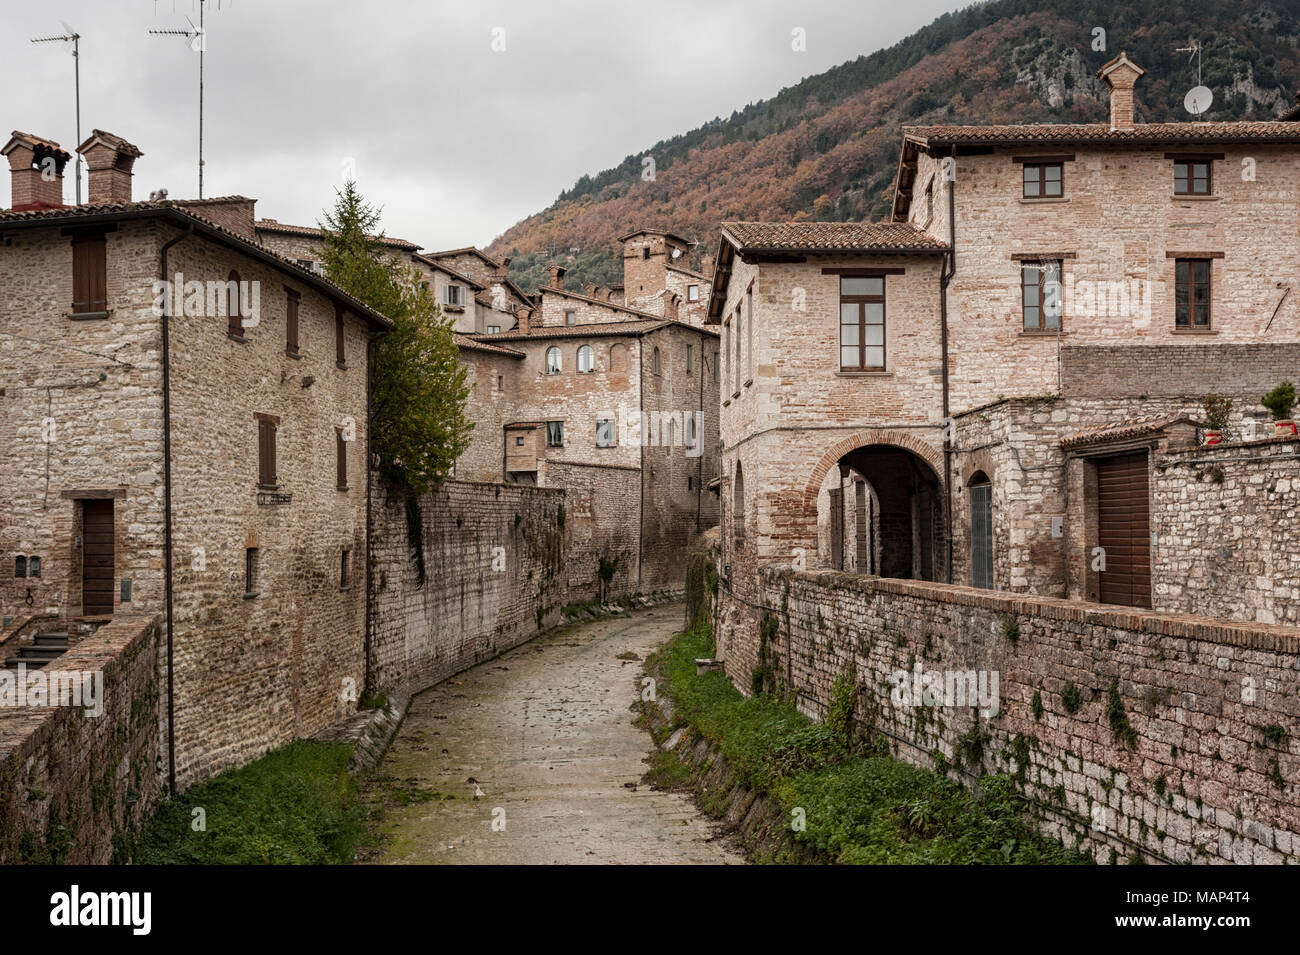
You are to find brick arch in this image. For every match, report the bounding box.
[801,428,945,514]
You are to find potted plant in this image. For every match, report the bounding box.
[1262,381,1297,437]
[1201,392,1232,445]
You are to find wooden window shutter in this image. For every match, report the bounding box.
[256,415,279,486]
[335,306,345,365]
[336,428,347,488]
[286,288,300,355]
[227,270,242,335]
[71,232,107,314]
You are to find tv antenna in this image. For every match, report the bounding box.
[1176,40,1213,116]
[30,22,82,204]
[150,0,225,197]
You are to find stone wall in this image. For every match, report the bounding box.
[0,615,162,864]
[1152,435,1300,626]
[545,462,639,599]
[719,567,1300,864]
[368,479,569,697]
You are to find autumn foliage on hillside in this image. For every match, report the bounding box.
[488,0,1300,294]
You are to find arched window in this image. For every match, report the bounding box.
[545,346,561,374]
[226,270,242,336]
[968,471,993,589]
[652,347,661,375]
[733,463,746,550]
[609,343,628,374]
[577,344,594,373]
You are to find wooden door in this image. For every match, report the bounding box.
[82,499,115,616]
[1097,452,1151,608]
[969,480,993,589]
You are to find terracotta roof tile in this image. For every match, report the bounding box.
[722,221,947,254]
[454,333,524,357]
[254,219,420,251]
[903,121,1300,148]
[469,319,672,342]
[1060,414,1201,450]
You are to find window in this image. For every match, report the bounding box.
[14,555,26,578]
[733,307,741,392]
[496,374,503,390]
[686,344,693,371]
[546,421,564,447]
[244,548,259,595]
[487,325,500,334]
[688,476,693,490]
[256,414,279,488]
[924,179,934,225]
[596,418,616,447]
[336,428,348,489]
[652,347,661,375]
[1174,160,1212,196]
[545,346,562,374]
[687,284,699,302]
[444,285,463,307]
[335,305,346,367]
[1022,261,1062,331]
[712,352,719,383]
[642,246,650,260]
[839,276,885,370]
[577,344,595,373]
[733,464,745,550]
[685,414,697,449]
[746,286,754,381]
[340,548,352,589]
[296,258,315,271]
[1022,161,1063,198]
[1175,258,1211,328]
[71,230,107,315]
[285,288,300,355]
[723,322,730,389]
[515,436,525,447]
[565,310,576,326]
[227,270,245,337]
[28,556,40,578]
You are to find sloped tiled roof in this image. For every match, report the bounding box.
[454,333,524,357]
[1060,414,1201,451]
[903,121,1300,149]
[3,130,71,159]
[0,200,393,329]
[254,218,420,251]
[468,319,672,342]
[722,221,948,254]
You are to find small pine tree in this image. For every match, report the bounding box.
[317,181,471,497]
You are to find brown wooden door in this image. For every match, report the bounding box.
[82,499,115,616]
[1097,452,1150,608]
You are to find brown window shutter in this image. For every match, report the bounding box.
[335,306,345,365]
[286,289,300,354]
[71,233,107,313]
[227,270,242,335]
[336,429,347,488]
[269,421,278,484]
[257,419,269,485]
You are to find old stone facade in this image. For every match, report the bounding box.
[0,130,385,788]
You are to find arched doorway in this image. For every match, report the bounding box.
[814,440,945,581]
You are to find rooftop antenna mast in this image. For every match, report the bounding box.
[30,23,82,204]
[1177,40,1213,117]
[150,0,225,198]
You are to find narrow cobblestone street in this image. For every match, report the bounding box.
[363,606,743,864]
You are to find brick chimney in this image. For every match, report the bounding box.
[548,264,566,289]
[2,132,70,211]
[1097,52,1145,131]
[495,256,511,283]
[516,304,532,334]
[701,251,715,277]
[77,129,142,204]
[661,290,681,322]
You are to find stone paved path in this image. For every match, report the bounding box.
[362,605,743,864]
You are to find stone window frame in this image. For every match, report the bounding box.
[577,344,595,374]
[1021,160,1064,199]
[1168,152,1221,197]
[1021,259,1063,333]
[546,420,564,448]
[837,274,887,371]
[544,346,562,374]
[1170,253,1220,330]
[564,310,577,326]
[652,346,661,376]
[687,284,699,302]
[244,547,260,598]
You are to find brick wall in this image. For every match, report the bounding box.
[0,615,162,864]
[368,479,570,697]
[719,567,1300,864]
[544,462,640,599]
[1063,343,1300,403]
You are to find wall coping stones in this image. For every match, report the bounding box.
[761,565,1300,654]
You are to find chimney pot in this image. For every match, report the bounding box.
[1097,52,1145,131]
[3,131,69,211]
[548,264,566,289]
[77,129,142,205]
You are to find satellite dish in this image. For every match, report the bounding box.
[1184,86,1213,116]
[671,248,682,259]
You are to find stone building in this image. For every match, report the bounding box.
[0,129,389,788]
[457,235,722,595]
[710,52,1300,667]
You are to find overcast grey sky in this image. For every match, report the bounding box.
[4,0,968,249]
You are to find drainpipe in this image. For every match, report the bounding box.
[940,145,957,585]
[638,337,645,592]
[364,331,373,693]
[160,222,193,794]
[696,328,705,535]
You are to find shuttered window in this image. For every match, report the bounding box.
[256,414,279,487]
[336,428,348,489]
[225,270,243,336]
[335,306,346,366]
[72,232,108,314]
[285,288,300,355]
